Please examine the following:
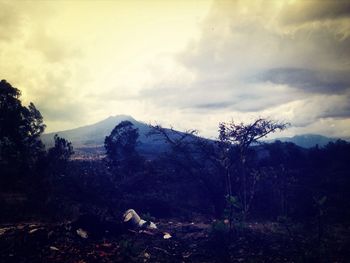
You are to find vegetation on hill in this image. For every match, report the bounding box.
[1,80,350,262]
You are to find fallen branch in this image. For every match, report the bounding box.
[153,246,175,256]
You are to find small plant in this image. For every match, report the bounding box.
[210,220,230,236]
[224,195,244,232]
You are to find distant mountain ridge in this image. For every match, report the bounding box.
[271,134,340,148]
[41,115,185,158]
[42,115,141,148]
[42,115,346,158]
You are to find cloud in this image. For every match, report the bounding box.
[26,28,82,63]
[1,0,349,139]
[24,70,85,124]
[125,0,350,138]
[166,0,350,128]
[0,2,22,42]
[259,68,350,94]
[278,0,350,25]
[261,93,350,128]
[179,1,350,78]
[0,1,54,43]
[194,102,232,110]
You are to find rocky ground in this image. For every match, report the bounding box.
[1,218,349,263]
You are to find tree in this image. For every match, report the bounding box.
[148,124,228,217]
[218,118,288,220]
[104,121,142,178]
[47,134,74,163]
[0,79,46,182]
[44,135,74,213]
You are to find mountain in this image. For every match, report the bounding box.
[271,134,339,148]
[42,115,142,147]
[42,116,344,158]
[41,115,188,158]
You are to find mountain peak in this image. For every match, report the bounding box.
[95,115,136,127]
[41,114,146,148]
[41,114,171,157]
[106,114,135,121]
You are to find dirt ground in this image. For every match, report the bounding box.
[1,219,349,263]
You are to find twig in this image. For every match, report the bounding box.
[153,246,174,256]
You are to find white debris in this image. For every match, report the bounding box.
[29,228,39,234]
[148,222,157,229]
[50,246,59,251]
[163,232,172,239]
[123,209,157,230]
[76,228,88,239]
[138,219,147,227]
[0,227,12,236]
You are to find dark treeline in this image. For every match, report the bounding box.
[2,79,350,262]
[0,80,74,221]
[108,123,350,225]
[1,78,350,229]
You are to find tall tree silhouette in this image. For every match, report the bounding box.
[0,80,46,184]
[47,134,74,167]
[104,120,143,179]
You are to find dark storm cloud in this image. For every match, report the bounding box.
[259,68,350,94]
[288,93,350,128]
[167,0,350,132]
[136,80,299,113]
[194,102,232,110]
[319,98,350,119]
[279,0,350,25]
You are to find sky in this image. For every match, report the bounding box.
[1,0,350,139]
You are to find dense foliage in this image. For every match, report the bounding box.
[0,80,74,221]
[0,80,46,186]
[104,120,143,179]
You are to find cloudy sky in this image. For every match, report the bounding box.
[1,0,350,139]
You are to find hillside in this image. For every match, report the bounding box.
[42,116,344,159]
[42,115,141,147]
[273,134,339,148]
[41,115,191,158]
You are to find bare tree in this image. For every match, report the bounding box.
[218,118,289,220]
[147,118,288,220]
[148,124,227,216]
